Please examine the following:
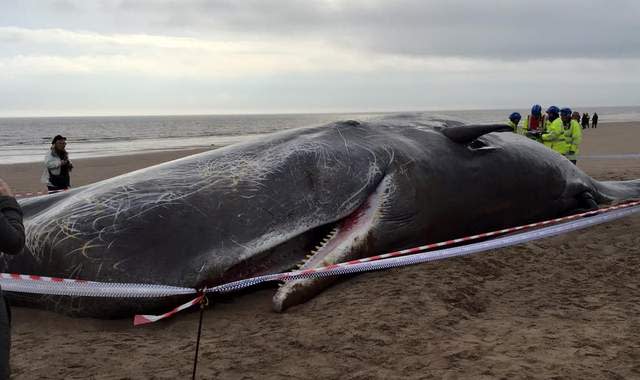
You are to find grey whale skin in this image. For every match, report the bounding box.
[4,115,640,317]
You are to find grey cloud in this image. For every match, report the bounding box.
[2,0,640,116]
[108,0,640,59]
[49,0,80,12]
[4,69,640,116]
[4,0,639,59]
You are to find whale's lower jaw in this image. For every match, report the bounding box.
[271,176,389,312]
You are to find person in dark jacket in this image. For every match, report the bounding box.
[0,178,25,380]
[42,135,73,193]
[581,112,591,129]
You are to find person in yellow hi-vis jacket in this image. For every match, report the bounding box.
[541,105,565,154]
[507,112,522,134]
[559,107,582,165]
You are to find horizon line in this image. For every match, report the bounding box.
[0,104,633,119]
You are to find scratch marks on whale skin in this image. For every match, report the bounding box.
[20,126,380,280]
[64,238,104,260]
[230,238,251,251]
[67,262,84,279]
[112,258,131,272]
[335,124,350,155]
[398,161,414,177]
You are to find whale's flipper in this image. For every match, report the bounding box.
[442,124,513,144]
[593,179,640,203]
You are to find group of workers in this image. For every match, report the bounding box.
[507,104,583,164]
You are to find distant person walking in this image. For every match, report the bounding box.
[592,112,598,128]
[42,135,73,193]
[0,178,25,380]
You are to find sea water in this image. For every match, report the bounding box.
[1,106,638,164]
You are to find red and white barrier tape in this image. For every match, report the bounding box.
[110,199,640,323]
[1,200,639,324]
[0,273,195,298]
[14,191,49,198]
[134,294,204,326]
[206,201,640,294]
[14,189,66,199]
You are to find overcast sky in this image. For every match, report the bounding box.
[1,0,639,116]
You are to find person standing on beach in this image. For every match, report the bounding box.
[585,113,590,128]
[522,104,546,142]
[0,178,25,380]
[581,113,589,129]
[559,108,582,165]
[592,112,598,128]
[507,112,522,134]
[571,111,581,123]
[542,106,565,154]
[42,135,73,194]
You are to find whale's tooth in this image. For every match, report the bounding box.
[305,254,313,259]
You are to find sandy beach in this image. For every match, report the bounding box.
[3,122,640,379]
[0,148,211,196]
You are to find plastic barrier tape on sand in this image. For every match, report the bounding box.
[2,200,639,324]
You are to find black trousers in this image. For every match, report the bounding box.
[0,294,10,380]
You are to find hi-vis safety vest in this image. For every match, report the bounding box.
[523,114,546,133]
[563,119,583,155]
[508,120,519,133]
[541,118,566,154]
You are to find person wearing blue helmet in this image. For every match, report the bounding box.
[507,112,522,133]
[522,104,545,141]
[541,105,564,154]
[559,107,582,164]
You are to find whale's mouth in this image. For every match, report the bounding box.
[209,177,389,294]
[271,176,390,311]
[294,184,386,271]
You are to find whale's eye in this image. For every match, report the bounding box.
[468,139,488,149]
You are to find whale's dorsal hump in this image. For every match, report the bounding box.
[442,124,513,144]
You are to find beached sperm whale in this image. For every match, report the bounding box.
[4,115,640,317]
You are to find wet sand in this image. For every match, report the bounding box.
[0,148,211,196]
[4,122,640,379]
